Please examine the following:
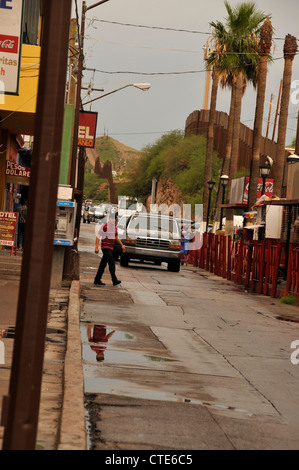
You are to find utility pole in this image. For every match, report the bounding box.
[64,0,109,282]
[203,45,211,110]
[272,80,282,142]
[2,0,72,450]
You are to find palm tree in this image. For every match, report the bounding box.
[273,34,298,197]
[248,18,273,210]
[205,18,248,229]
[203,22,229,226]
[221,1,269,235]
[202,66,219,226]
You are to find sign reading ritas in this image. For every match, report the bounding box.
[0,0,23,95]
[78,111,98,148]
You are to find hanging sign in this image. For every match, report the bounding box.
[0,212,18,246]
[0,0,24,95]
[78,111,98,148]
[5,160,30,185]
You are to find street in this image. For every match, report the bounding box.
[79,221,299,450]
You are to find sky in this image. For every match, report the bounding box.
[72,0,299,151]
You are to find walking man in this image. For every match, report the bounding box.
[94,213,125,286]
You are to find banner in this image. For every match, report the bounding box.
[0,0,24,95]
[0,211,18,246]
[78,111,98,148]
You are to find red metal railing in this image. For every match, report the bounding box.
[188,233,299,306]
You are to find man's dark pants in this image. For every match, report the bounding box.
[95,248,117,284]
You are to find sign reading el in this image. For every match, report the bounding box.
[78,111,98,148]
[0,0,23,95]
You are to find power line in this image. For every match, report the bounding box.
[89,18,299,42]
[84,53,298,77]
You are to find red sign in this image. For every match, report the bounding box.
[78,111,98,148]
[0,34,19,54]
[243,176,273,204]
[0,212,17,247]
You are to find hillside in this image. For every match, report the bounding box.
[88,136,143,173]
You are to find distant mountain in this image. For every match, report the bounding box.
[86,136,143,174]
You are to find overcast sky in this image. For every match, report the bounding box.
[72,0,299,151]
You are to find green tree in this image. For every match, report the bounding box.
[117,131,222,208]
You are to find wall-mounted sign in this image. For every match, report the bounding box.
[0,0,24,95]
[0,211,17,246]
[5,160,30,185]
[230,176,273,205]
[78,111,98,148]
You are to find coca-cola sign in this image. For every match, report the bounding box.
[0,35,19,54]
[0,0,23,95]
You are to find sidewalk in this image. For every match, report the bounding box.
[1,244,299,450]
[0,247,86,450]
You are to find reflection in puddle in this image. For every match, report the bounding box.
[81,323,252,417]
[81,323,175,365]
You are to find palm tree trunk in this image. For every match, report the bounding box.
[203,67,219,225]
[214,82,236,228]
[248,19,273,209]
[273,34,298,197]
[225,72,243,236]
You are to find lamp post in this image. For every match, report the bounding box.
[259,161,271,196]
[219,174,229,230]
[206,179,216,232]
[83,83,151,106]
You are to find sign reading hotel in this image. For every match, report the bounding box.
[0,211,17,246]
[0,0,24,95]
[78,111,98,148]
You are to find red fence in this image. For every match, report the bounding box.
[188,233,299,307]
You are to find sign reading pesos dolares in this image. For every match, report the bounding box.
[5,160,30,185]
[0,0,23,95]
[78,111,98,148]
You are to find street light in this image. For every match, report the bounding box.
[83,83,151,106]
[219,174,229,230]
[206,179,216,232]
[287,153,299,164]
[259,160,271,196]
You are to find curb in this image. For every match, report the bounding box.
[58,280,86,450]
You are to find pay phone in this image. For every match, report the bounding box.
[54,200,77,246]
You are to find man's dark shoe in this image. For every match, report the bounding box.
[113,279,121,286]
[94,280,105,286]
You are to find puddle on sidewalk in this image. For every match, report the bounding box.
[81,323,252,418]
[80,323,176,365]
[84,375,252,417]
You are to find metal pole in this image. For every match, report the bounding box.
[64,0,110,282]
[2,0,72,450]
[69,0,86,188]
[206,189,212,232]
[83,84,132,106]
[219,185,226,231]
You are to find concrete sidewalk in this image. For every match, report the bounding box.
[0,248,86,450]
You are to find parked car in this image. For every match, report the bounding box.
[94,204,107,222]
[119,213,181,272]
